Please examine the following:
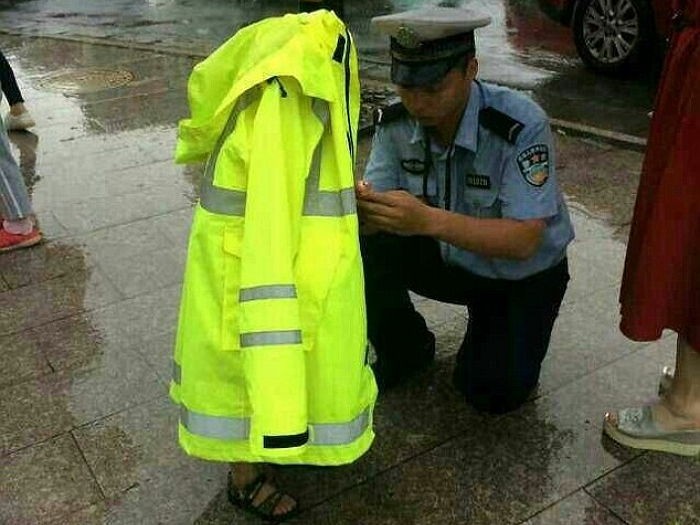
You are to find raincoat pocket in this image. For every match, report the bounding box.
[221,224,243,351]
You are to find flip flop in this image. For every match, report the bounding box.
[603,406,700,457]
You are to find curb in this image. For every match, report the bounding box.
[1,30,647,152]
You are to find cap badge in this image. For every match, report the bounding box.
[395,25,422,49]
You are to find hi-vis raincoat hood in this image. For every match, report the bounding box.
[170,10,377,465]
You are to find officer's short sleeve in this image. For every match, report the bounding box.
[500,118,559,221]
[363,125,401,192]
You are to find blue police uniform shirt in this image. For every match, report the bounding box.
[364,80,575,280]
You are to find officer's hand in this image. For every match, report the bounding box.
[357,189,435,236]
[355,181,381,234]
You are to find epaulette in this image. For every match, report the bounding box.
[479,107,525,145]
[373,101,408,127]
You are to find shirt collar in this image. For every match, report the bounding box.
[408,81,481,153]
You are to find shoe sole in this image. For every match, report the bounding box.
[0,235,42,253]
[603,419,700,457]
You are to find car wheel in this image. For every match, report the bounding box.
[572,0,655,75]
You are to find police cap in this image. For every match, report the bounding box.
[371,7,491,87]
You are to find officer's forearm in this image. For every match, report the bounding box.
[425,208,544,260]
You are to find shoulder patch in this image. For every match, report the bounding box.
[373,101,408,127]
[517,144,550,187]
[479,107,525,144]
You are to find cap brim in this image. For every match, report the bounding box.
[391,57,456,88]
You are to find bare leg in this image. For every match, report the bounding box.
[655,336,700,429]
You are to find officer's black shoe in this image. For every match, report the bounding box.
[371,334,436,392]
[452,368,537,414]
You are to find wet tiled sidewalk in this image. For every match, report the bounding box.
[0,35,698,525]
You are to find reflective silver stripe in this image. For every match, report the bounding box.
[303,99,356,217]
[180,406,250,440]
[200,94,356,218]
[304,187,356,217]
[199,93,255,216]
[240,285,297,302]
[172,360,181,384]
[178,405,371,445]
[200,183,246,217]
[240,330,303,347]
[312,408,371,446]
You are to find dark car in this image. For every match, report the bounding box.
[538,0,673,74]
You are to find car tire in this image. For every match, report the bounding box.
[572,0,656,75]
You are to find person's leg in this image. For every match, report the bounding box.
[360,233,440,389]
[453,259,569,414]
[603,336,700,456]
[229,462,297,519]
[662,337,700,425]
[608,336,700,431]
[0,124,40,251]
[0,51,35,130]
[0,123,32,223]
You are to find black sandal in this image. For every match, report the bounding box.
[227,472,299,523]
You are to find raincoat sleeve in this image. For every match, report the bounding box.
[238,78,324,457]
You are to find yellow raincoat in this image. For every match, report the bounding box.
[170,10,377,465]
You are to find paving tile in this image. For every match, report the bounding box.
[0,240,88,289]
[55,486,229,525]
[136,330,177,385]
[538,286,649,395]
[96,246,185,299]
[0,268,122,336]
[286,420,541,525]
[73,397,223,511]
[150,206,195,248]
[261,359,494,511]
[587,453,700,525]
[0,329,52,389]
[506,339,678,513]
[67,218,176,262]
[88,284,181,350]
[0,347,163,456]
[523,490,625,525]
[0,434,102,524]
[563,238,624,307]
[50,191,174,235]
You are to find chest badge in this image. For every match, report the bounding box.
[465,173,491,190]
[401,158,428,175]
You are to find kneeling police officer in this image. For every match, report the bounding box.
[358,6,575,414]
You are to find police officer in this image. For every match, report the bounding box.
[358,6,574,414]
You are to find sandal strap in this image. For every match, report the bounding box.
[228,471,298,520]
[229,472,268,504]
[256,489,286,517]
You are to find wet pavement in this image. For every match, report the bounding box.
[0,16,698,525]
[0,0,660,139]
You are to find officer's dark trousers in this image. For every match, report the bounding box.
[361,233,569,414]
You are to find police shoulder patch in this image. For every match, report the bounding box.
[517,144,550,187]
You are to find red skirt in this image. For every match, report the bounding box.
[619,10,700,351]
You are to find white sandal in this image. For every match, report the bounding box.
[603,406,700,457]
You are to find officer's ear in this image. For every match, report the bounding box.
[467,56,478,80]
